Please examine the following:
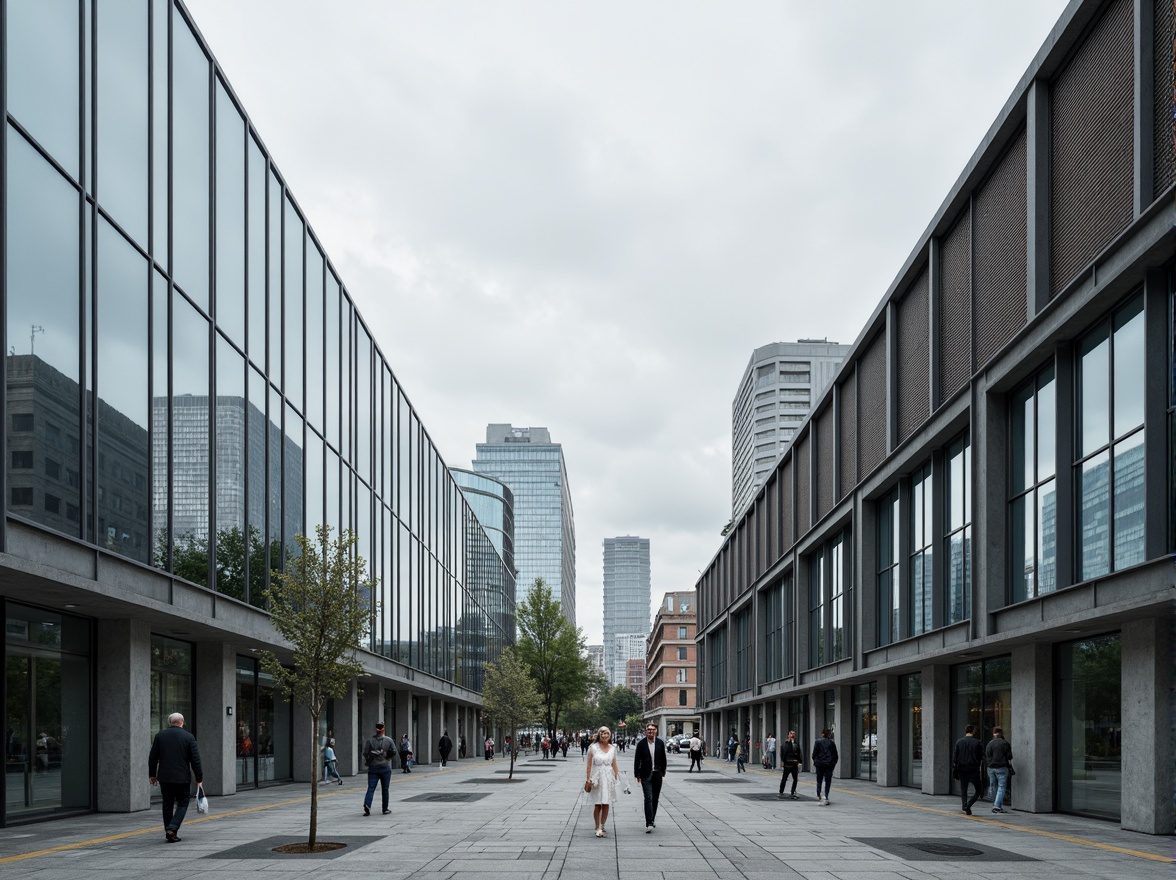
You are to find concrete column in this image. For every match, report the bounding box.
[1012,642,1053,813]
[292,694,314,782]
[877,675,900,787]
[419,696,434,764]
[922,664,950,795]
[95,619,152,812]
[444,702,459,760]
[1121,616,1173,834]
[834,685,853,779]
[334,679,359,777]
[195,642,237,798]
[393,689,412,759]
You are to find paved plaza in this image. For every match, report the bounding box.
[1,749,1171,878]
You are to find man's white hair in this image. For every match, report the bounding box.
[168,712,185,725]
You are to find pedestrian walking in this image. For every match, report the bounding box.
[459,735,467,759]
[735,741,746,772]
[148,712,203,844]
[438,730,453,767]
[399,734,414,773]
[688,734,703,771]
[542,735,551,759]
[778,730,801,799]
[323,738,343,784]
[952,724,986,815]
[585,726,621,838]
[727,735,736,762]
[561,735,569,757]
[634,723,667,832]
[811,728,839,805]
[985,726,1013,813]
[580,732,590,755]
[362,722,394,816]
[765,732,777,770]
[485,736,494,760]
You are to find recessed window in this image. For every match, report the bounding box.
[677,668,688,682]
[11,413,33,432]
[1009,365,1057,602]
[677,625,688,639]
[11,487,33,506]
[10,450,34,469]
[678,689,688,706]
[44,494,60,515]
[677,646,688,661]
[45,458,61,479]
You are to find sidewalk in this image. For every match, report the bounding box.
[0,749,1171,878]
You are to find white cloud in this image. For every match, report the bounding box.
[187,0,1071,643]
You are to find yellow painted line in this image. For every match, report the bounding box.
[0,767,461,866]
[843,788,1173,864]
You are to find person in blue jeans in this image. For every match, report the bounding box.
[985,726,1013,813]
[362,722,394,816]
[322,738,343,785]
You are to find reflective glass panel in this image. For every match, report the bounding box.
[304,246,325,432]
[6,0,80,179]
[1079,450,1110,580]
[97,0,149,246]
[304,429,324,534]
[1010,384,1032,494]
[172,17,209,310]
[151,0,168,266]
[214,335,246,599]
[246,139,266,365]
[267,386,282,569]
[246,367,268,605]
[1079,327,1109,458]
[1009,494,1030,603]
[1112,296,1145,438]
[267,171,282,379]
[356,327,372,482]
[170,296,210,586]
[1111,433,1145,569]
[283,402,304,554]
[1057,635,1121,820]
[1037,480,1057,593]
[96,220,150,563]
[1037,370,1056,479]
[215,82,246,344]
[282,199,304,409]
[324,279,341,449]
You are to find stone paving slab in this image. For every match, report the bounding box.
[0,751,1171,879]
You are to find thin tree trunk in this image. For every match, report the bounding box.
[309,711,319,849]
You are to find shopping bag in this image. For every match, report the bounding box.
[195,785,209,814]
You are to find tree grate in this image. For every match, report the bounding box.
[401,792,490,803]
[853,837,1035,862]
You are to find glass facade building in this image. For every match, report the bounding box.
[696,0,1174,835]
[1,0,511,824]
[472,424,576,623]
[602,536,650,685]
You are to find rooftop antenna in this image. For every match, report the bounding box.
[30,324,44,355]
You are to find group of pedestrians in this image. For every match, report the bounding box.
[584,723,666,837]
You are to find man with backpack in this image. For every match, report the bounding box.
[361,722,394,816]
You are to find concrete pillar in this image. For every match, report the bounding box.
[292,694,314,782]
[923,664,950,795]
[95,619,152,812]
[834,685,853,779]
[334,679,359,777]
[1011,642,1053,813]
[393,689,412,760]
[444,702,459,760]
[877,674,900,787]
[419,696,434,764]
[1121,616,1174,834]
[195,642,237,798]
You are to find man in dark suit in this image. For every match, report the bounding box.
[634,722,667,832]
[148,712,203,843]
[952,724,986,815]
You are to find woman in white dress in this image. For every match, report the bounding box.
[585,726,620,837]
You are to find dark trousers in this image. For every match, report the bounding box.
[689,750,702,771]
[959,768,983,810]
[440,750,451,767]
[365,766,391,811]
[779,764,798,794]
[640,774,663,826]
[815,765,833,799]
[159,781,191,832]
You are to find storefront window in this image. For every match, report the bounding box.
[1057,634,1121,820]
[900,673,922,788]
[853,682,878,781]
[4,603,92,820]
[950,656,1011,800]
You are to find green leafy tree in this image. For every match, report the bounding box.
[516,579,592,737]
[597,686,644,731]
[158,525,279,602]
[481,648,542,779]
[259,525,376,850]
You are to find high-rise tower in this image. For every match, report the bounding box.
[602,536,650,686]
[473,424,576,623]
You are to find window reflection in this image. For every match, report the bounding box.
[172,17,209,310]
[97,0,148,245]
[215,82,246,344]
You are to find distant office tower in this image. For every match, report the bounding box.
[626,658,647,701]
[731,339,850,514]
[603,536,651,685]
[473,425,576,623]
[586,645,606,680]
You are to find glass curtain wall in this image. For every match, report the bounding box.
[4,603,92,821]
[2,0,512,691]
[1010,367,1057,601]
[1057,634,1122,820]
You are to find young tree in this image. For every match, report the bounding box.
[481,648,541,780]
[259,525,375,851]
[516,579,592,738]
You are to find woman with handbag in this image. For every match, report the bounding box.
[585,726,620,837]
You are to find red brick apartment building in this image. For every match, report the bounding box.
[645,591,699,737]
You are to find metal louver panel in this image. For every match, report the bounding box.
[815,407,836,520]
[1050,0,1134,297]
[858,335,888,477]
[1154,0,1175,197]
[975,128,1028,367]
[939,209,972,399]
[838,372,857,499]
[765,475,778,562]
[897,267,930,443]
[795,434,811,536]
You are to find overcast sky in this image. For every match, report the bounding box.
[185,0,1071,645]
